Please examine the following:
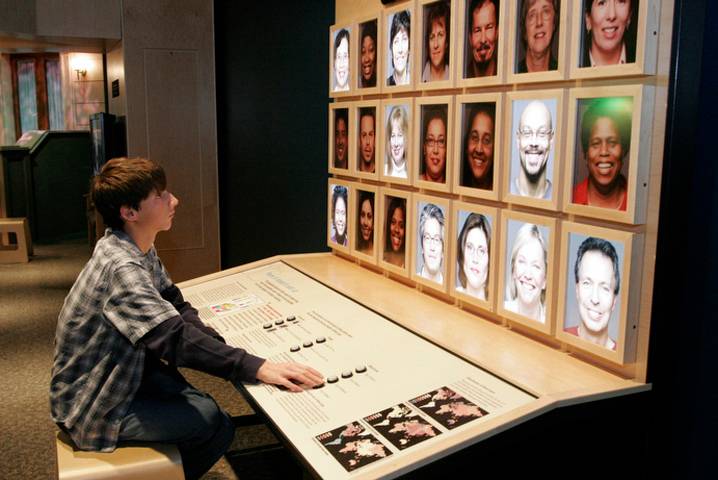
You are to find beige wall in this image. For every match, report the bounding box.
[335,0,384,23]
[119,0,220,281]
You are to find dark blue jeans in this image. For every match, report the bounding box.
[118,362,235,480]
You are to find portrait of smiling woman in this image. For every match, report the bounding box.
[356,191,375,253]
[516,0,560,73]
[359,20,378,88]
[387,10,411,86]
[456,212,492,301]
[383,196,407,267]
[581,0,638,67]
[333,28,350,92]
[504,222,548,323]
[422,0,451,83]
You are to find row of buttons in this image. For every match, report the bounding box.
[317,366,368,388]
[262,315,298,329]
[289,337,326,352]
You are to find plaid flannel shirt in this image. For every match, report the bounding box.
[50,229,179,452]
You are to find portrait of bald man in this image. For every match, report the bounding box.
[510,99,556,199]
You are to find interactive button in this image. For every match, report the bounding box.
[313,383,325,389]
[316,336,326,343]
[287,315,297,322]
[275,319,285,326]
[303,341,313,348]
[262,323,273,329]
[355,366,367,374]
[327,376,339,384]
[341,371,353,379]
[290,345,300,353]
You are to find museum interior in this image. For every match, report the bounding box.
[0,1,716,479]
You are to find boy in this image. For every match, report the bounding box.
[50,157,323,479]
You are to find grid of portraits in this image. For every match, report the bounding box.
[328,0,659,366]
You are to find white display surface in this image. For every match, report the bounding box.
[182,261,536,479]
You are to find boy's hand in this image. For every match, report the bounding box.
[256,361,324,392]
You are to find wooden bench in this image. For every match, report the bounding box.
[56,432,184,480]
[0,217,32,263]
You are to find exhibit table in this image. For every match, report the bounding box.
[178,253,648,479]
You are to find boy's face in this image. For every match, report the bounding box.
[130,189,179,233]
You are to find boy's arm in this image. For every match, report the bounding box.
[159,284,226,342]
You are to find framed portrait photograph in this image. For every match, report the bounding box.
[562,85,654,224]
[383,3,416,93]
[414,95,454,194]
[450,201,499,312]
[379,98,414,187]
[354,100,380,181]
[503,89,565,211]
[378,187,413,278]
[418,0,457,90]
[569,0,660,79]
[457,0,507,87]
[327,179,352,254]
[556,221,642,364]
[356,16,382,94]
[411,194,451,293]
[507,0,568,84]
[452,93,502,201]
[329,25,353,97]
[328,103,353,175]
[497,210,557,335]
[351,183,379,265]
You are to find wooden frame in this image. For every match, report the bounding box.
[351,182,379,265]
[502,88,566,211]
[354,99,381,181]
[329,24,354,98]
[497,210,557,335]
[379,98,414,187]
[449,200,499,312]
[452,92,502,201]
[355,14,382,95]
[569,0,660,79]
[562,84,654,224]
[456,0,507,87]
[555,221,642,365]
[377,187,413,278]
[416,0,457,90]
[382,1,417,94]
[506,0,569,84]
[411,193,451,293]
[327,178,353,254]
[328,102,353,175]
[414,95,454,194]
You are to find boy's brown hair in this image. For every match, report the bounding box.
[91,157,167,230]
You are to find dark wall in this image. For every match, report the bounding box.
[648,0,718,476]
[215,1,334,267]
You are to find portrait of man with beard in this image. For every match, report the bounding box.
[465,0,500,78]
[510,99,556,199]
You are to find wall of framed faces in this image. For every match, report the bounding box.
[328,0,669,374]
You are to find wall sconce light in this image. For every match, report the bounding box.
[75,69,87,80]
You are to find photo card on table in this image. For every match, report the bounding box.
[329,24,353,98]
[503,88,566,211]
[414,95,454,194]
[417,0,457,90]
[562,84,654,224]
[497,210,557,335]
[378,187,413,278]
[556,221,642,365]
[356,14,382,95]
[384,2,417,93]
[569,0,660,79]
[450,201,499,312]
[411,193,451,293]
[354,100,381,181]
[379,98,414,187]
[452,93,503,201]
[456,0,508,87]
[351,182,379,265]
[328,103,354,175]
[327,178,353,254]
[507,0,568,84]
